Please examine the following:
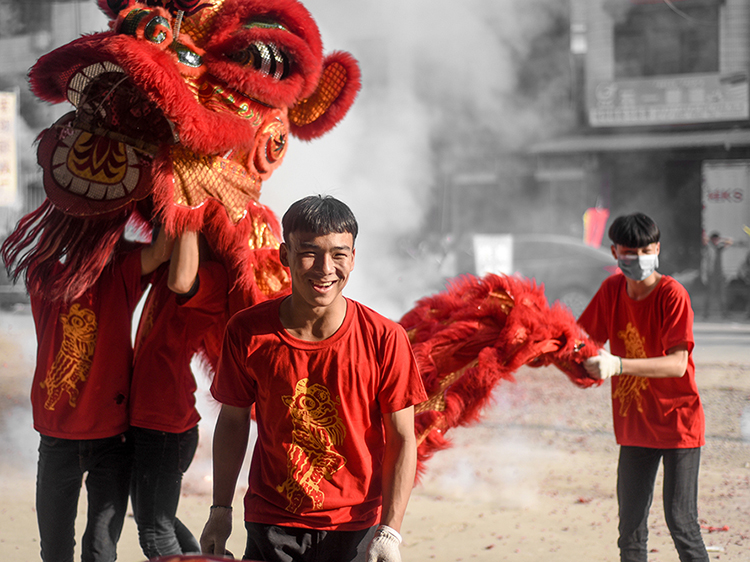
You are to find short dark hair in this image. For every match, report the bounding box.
[608,212,660,248]
[281,195,358,245]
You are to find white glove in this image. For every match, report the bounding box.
[584,349,622,380]
[366,524,402,562]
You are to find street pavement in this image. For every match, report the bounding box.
[693,320,750,365]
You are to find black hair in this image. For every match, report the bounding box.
[608,212,660,248]
[281,195,359,245]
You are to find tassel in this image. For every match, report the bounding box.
[1,199,132,302]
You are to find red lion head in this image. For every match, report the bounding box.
[6,0,360,306]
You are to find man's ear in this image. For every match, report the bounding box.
[279,242,289,267]
[610,245,618,261]
[288,51,361,141]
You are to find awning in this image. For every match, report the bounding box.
[530,129,750,154]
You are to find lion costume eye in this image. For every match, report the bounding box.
[227,42,289,80]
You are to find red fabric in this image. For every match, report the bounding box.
[578,274,704,448]
[130,262,229,433]
[0,199,134,303]
[398,273,601,476]
[211,297,426,531]
[29,250,145,439]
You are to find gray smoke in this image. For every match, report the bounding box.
[263,0,569,319]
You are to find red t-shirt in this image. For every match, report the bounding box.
[211,297,427,531]
[130,261,228,433]
[578,274,704,448]
[30,250,145,440]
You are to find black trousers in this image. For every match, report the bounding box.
[130,426,200,558]
[617,445,709,562]
[36,433,132,562]
[243,522,377,562]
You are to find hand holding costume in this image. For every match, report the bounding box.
[584,349,622,380]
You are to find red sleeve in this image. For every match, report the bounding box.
[377,324,427,414]
[659,278,695,355]
[211,313,258,408]
[577,281,612,346]
[119,248,148,312]
[178,262,228,314]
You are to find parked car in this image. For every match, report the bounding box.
[512,235,618,316]
[463,234,618,317]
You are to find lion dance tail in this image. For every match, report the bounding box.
[398,273,601,479]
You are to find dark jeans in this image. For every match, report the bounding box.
[36,433,133,562]
[617,446,709,562]
[130,425,200,558]
[243,522,377,562]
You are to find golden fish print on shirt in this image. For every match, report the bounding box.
[614,322,650,417]
[277,378,347,513]
[41,304,98,410]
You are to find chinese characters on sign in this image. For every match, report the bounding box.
[0,91,18,206]
[588,73,749,127]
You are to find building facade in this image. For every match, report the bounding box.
[0,0,107,235]
[533,0,750,279]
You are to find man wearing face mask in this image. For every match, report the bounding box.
[577,212,709,562]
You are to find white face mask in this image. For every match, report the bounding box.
[618,254,659,281]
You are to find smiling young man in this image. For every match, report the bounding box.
[200,195,426,562]
[578,212,709,562]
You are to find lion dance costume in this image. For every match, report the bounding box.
[1,0,600,477]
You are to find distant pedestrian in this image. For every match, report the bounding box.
[701,231,732,318]
[734,249,750,317]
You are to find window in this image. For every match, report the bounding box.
[614,1,720,78]
[0,0,51,38]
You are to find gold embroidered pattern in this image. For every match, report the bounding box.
[41,304,98,410]
[613,322,650,417]
[276,378,346,513]
[170,144,262,224]
[415,359,478,415]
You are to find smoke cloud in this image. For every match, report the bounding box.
[263,0,570,319]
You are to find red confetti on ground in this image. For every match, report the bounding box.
[701,525,730,533]
[576,497,592,504]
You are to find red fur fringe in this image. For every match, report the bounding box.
[289,51,362,141]
[1,200,132,302]
[399,273,601,478]
[203,0,324,105]
[30,33,274,157]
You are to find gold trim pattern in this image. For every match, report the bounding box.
[41,304,98,410]
[276,378,347,513]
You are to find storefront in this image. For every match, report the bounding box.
[530,130,750,277]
